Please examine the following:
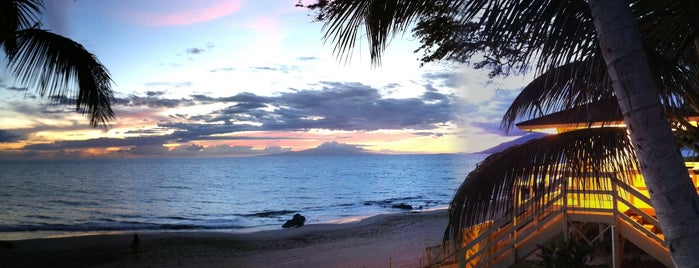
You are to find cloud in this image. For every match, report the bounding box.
[249,65,299,73]
[209,67,236,72]
[4,86,29,92]
[313,141,367,153]
[172,82,459,132]
[0,130,21,143]
[129,0,243,26]
[144,81,192,88]
[412,131,445,138]
[24,136,170,151]
[422,71,463,88]
[134,144,291,157]
[113,94,194,108]
[146,91,166,97]
[186,47,205,55]
[297,56,319,61]
[15,80,471,156]
[21,131,300,152]
[128,145,170,156]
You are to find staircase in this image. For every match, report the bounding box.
[425,170,686,268]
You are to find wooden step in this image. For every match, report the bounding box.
[630,215,642,223]
[642,224,654,231]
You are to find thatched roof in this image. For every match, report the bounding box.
[516,98,622,131]
[516,98,699,131]
[445,127,638,244]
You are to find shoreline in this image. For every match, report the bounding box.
[1,209,449,267]
[0,206,450,241]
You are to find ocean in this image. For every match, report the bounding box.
[0,154,487,240]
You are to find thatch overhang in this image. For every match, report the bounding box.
[516,98,699,132]
[515,98,623,132]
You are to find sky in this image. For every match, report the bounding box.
[0,0,532,159]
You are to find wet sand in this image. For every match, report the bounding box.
[0,209,449,267]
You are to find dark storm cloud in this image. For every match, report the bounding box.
[165,81,458,132]
[24,135,170,150]
[22,131,299,151]
[23,82,460,152]
[122,127,171,135]
[128,145,170,156]
[190,93,273,104]
[0,130,21,143]
[146,91,166,97]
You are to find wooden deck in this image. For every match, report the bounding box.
[424,168,699,268]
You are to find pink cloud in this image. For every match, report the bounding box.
[130,0,244,26]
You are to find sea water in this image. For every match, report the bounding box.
[0,154,487,240]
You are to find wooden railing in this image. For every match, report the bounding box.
[426,171,677,268]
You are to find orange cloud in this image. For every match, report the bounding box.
[130,0,243,26]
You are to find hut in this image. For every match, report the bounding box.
[427,99,699,267]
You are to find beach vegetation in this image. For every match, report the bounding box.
[306,0,699,265]
[1,0,114,127]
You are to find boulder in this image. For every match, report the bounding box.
[392,203,413,210]
[282,213,306,228]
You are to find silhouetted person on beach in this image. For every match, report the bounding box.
[131,233,140,255]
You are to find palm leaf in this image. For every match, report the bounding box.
[634,0,699,65]
[501,48,699,132]
[444,127,637,244]
[500,58,610,131]
[0,0,42,57]
[318,0,459,66]
[9,28,114,127]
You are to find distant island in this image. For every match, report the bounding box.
[269,141,379,156]
[267,133,549,157]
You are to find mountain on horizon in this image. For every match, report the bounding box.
[270,141,379,156]
[475,132,548,154]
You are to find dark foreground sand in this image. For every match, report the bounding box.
[0,210,448,267]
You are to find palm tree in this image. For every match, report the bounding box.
[1,0,114,127]
[307,0,699,265]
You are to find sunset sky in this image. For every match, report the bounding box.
[0,0,531,158]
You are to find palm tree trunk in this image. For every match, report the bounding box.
[588,0,699,266]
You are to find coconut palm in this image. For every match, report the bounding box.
[307,0,699,265]
[1,0,114,127]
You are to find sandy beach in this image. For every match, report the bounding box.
[0,209,449,267]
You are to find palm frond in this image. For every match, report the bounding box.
[501,47,699,133]
[500,57,611,131]
[318,0,459,66]
[634,0,699,65]
[0,0,43,57]
[445,0,597,76]
[445,127,637,244]
[9,28,114,127]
